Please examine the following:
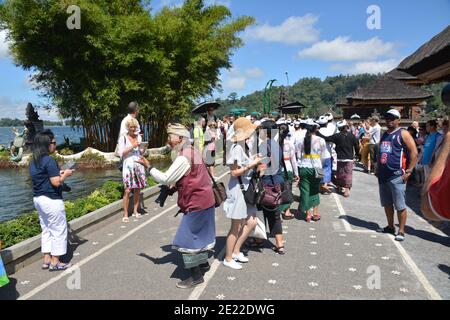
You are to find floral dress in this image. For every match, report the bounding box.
[118,135,147,190]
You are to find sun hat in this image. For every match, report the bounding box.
[231,117,258,142]
[317,115,328,125]
[167,123,191,139]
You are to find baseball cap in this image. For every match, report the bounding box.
[337,120,348,128]
[386,109,401,119]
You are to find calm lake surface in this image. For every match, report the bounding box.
[0,168,123,223]
[0,126,84,147]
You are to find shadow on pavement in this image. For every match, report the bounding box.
[340,215,380,232]
[136,237,227,281]
[438,264,450,279]
[65,225,89,263]
[0,277,19,300]
[404,225,450,248]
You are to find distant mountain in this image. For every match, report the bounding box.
[215,74,447,118]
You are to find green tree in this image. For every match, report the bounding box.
[227,92,238,103]
[0,0,254,150]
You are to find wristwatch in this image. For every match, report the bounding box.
[405,169,413,174]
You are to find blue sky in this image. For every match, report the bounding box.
[0,0,449,120]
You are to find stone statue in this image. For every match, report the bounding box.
[24,103,44,145]
[10,127,29,162]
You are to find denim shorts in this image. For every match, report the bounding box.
[379,176,407,211]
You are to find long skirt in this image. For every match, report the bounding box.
[172,206,216,255]
[336,161,354,189]
[0,254,9,287]
[299,168,321,213]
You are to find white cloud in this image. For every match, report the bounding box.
[298,36,396,61]
[223,67,264,90]
[245,67,264,78]
[0,96,60,121]
[330,59,400,75]
[0,29,11,59]
[245,15,320,45]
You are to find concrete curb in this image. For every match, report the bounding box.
[0,159,225,275]
[0,185,160,275]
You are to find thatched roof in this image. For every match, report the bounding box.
[386,68,419,81]
[346,76,433,102]
[397,25,450,82]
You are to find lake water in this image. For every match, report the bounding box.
[0,126,84,147]
[0,168,123,223]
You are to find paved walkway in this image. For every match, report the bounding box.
[1,165,449,300]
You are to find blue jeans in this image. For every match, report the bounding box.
[379,176,407,211]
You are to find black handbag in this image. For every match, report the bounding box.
[238,170,261,206]
[279,157,294,205]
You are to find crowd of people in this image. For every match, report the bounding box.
[8,100,447,291]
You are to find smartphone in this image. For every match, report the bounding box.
[139,142,149,150]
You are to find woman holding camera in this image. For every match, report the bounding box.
[30,130,73,271]
[118,118,147,223]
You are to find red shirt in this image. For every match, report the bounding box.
[429,156,450,220]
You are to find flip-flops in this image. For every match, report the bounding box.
[49,262,71,272]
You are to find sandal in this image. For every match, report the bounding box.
[42,262,51,270]
[122,217,129,223]
[306,216,312,223]
[133,213,142,218]
[312,214,321,221]
[282,213,294,220]
[273,246,285,255]
[49,262,72,272]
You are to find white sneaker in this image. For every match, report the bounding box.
[223,259,243,270]
[232,252,249,263]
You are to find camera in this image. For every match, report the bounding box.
[61,183,72,192]
[155,185,176,207]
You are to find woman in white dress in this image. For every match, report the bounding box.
[223,118,263,270]
[118,118,147,223]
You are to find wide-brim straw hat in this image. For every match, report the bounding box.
[231,117,258,142]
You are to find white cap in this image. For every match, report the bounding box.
[386,109,401,119]
[254,120,261,126]
[337,120,348,128]
[276,118,286,125]
[350,114,361,120]
[325,113,333,121]
[293,120,301,125]
[317,115,328,125]
[306,119,319,127]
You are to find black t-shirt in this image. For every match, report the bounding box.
[29,155,63,199]
[318,132,359,160]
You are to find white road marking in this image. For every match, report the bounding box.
[390,238,442,300]
[331,184,442,301]
[20,171,232,300]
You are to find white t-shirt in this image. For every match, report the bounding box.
[227,143,253,190]
[369,124,381,145]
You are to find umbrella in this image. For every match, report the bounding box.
[192,101,222,115]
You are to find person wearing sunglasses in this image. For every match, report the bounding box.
[377,109,418,242]
[29,130,74,271]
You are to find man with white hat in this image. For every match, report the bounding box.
[317,120,359,197]
[317,115,334,194]
[377,109,418,242]
[137,123,216,288]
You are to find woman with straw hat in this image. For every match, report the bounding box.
[223,117,263,270]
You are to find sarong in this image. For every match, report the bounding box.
[336,161,354,189]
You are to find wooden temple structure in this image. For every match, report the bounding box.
[337,25,450,121]
[337,75,433,121]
